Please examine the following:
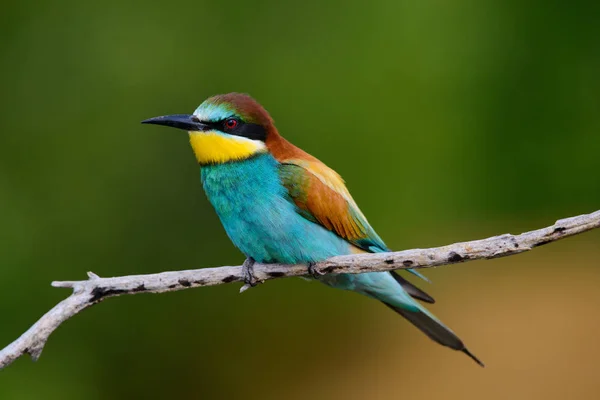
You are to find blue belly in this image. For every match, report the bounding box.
[201,154,351,264]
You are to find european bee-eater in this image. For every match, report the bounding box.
[142,93,483,366]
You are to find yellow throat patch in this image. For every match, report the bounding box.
[188,131,266,164]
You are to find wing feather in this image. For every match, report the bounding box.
[271,139,430,284]
[278,159,387,252]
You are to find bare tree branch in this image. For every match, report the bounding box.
[1,210,598,369]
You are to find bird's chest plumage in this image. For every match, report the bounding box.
[200,154,349,264]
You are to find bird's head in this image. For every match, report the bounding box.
[142,93,276,165]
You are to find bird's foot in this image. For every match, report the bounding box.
[308,262,326,279]
[240,257,260,293]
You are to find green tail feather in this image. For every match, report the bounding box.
[389,272,435,304]
[382,302,484,367]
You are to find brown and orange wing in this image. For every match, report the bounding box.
[278,158,388,253]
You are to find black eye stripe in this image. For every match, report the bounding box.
[232,123,266,141]
[202,119,266,141]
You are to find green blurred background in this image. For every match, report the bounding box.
[1,0,599,398]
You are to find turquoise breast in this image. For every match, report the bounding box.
[200,154,351,264]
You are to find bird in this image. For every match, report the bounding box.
[142,93,483,366]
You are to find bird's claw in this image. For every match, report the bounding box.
[308,262,325,278]
[240,258,261,292]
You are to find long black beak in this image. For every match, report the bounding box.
[141,114,209,131]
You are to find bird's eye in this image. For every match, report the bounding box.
[224,118,238,130]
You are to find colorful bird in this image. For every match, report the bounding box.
[142,93,483,366]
